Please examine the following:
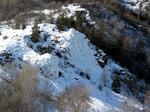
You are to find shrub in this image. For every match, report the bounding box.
[3,36,8,39]
[123,37,132,50]
[37,46,52,54]
[22,23,26,30]
[56,12,86,31]
[75,12,86,32]
[112,74,121,93]
[55,84,91,112]
[57,15,75,31]
[0,51,14,66]
[79,71,90,80]
[31,23,40,43]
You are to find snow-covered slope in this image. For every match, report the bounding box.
[118,0,150,12]
[0,23,144,112]
[0,4,144,112]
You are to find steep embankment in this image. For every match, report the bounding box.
[0,4,146,112]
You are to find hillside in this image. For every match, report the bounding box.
[0,1,150,112]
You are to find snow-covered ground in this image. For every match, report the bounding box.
[0,4,144,112]
[118,0,149,12]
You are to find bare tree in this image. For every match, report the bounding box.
[55,84,91,112]
[120,97,141,112]
[0,63,39,112]
[100,68,110,88]
[0,63,55,112]
[99,68,111,102]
